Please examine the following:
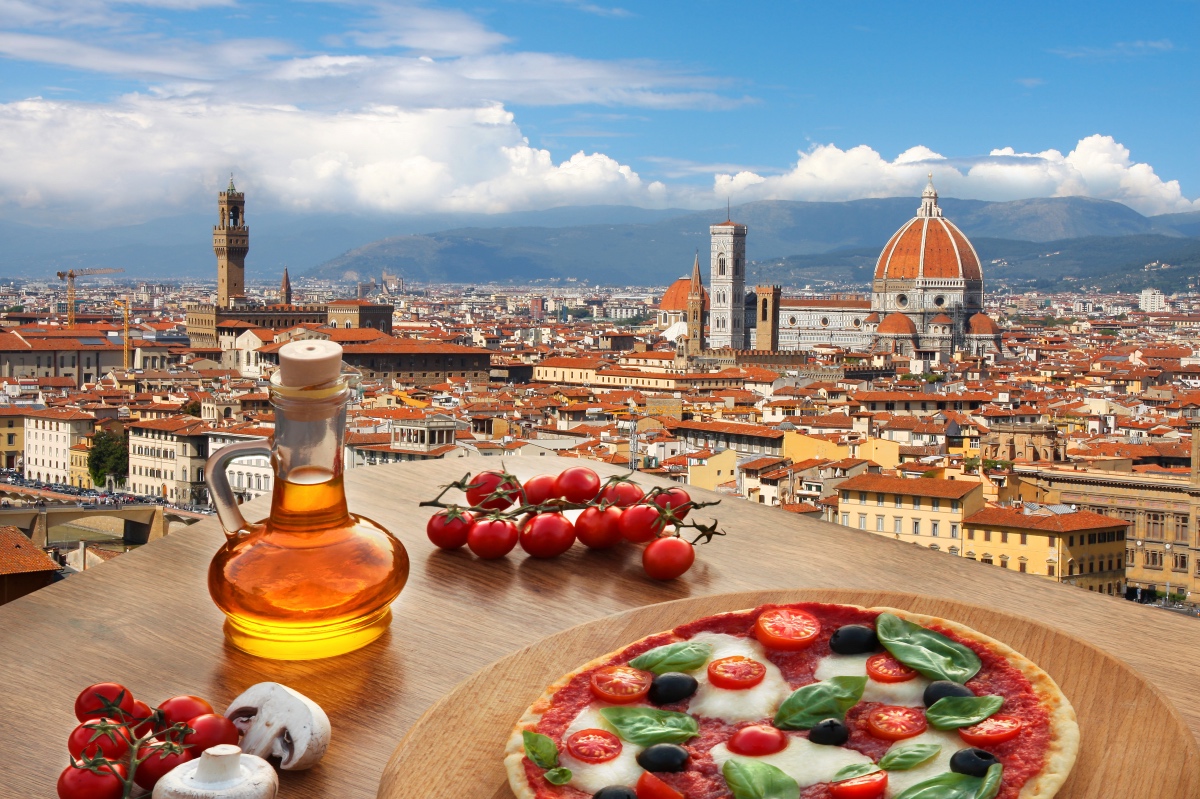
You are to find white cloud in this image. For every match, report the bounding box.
[1052,39,1175,59]
[712,136,1199,216]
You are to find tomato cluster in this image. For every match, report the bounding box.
[424,467,711,581]
[59,682,239,799]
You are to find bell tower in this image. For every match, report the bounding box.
[214,175,249,308]
[709,213,747,350]
[754,285,781,352]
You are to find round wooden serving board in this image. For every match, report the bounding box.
[378,589,1200,799]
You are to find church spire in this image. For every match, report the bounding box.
[689,251,703,294]
[280,267,292,306]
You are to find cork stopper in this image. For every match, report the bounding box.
[278,339,343,387]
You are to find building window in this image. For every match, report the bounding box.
[912,497,921,509]
[931,521,939,537]
[1000,557,1009,569]
[1146,513,1165,540]
[1048,536,1056,547]
[859,492,867,505]
[1175,516,1190,544]
[1020,533,1028,545]
[1019,561,1027,573]
[1001,531,1009,544]
[984,530,992,542]
[967,529,975,540]
[841,513,849,526]
[858,514,866,530]
[894,517,902,534]
[950,523,959,539]
[981,555,994,565]
[912,519,921,536]
[894,495,902,508]
[877,494,884,506]
[1048,564,1056,577]
[931,498,940,511]
[876,516,884,532]
[951,500,959,512]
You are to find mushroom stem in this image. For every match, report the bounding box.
[194,745,243,787]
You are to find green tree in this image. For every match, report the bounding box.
[181,399,202,417]
[88,429,129,487]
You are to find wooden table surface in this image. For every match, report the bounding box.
[2,459,1197,798]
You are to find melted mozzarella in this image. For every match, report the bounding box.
[813,653,931,706]
[685,632,792,723]
[710,738,874,789]
[881,728,963,798]
[558,704,645,794]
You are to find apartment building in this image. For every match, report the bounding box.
[834,474,985,554]
[0,408,24,469]
[127,416,210,503]
[23,408,96,484]
[962,502,1129,594]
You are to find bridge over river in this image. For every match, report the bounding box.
[0,486,208,546]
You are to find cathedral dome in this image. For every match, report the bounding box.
[659,276,709,312]
[929,313,953,325]
[877,312,919,336]
[874,176,982,282]
[967,312,1001,335]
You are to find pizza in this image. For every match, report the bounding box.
[505,602,1078,799]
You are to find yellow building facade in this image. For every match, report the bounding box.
[835,474,985,554]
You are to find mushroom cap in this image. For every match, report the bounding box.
[224,682,331,771]
[151,746,277,799]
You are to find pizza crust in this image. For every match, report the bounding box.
[506,603,1079,799]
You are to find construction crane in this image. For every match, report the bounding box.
[113,297,131,371]
[56,267,124,328]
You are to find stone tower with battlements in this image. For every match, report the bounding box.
[214,175,249,308]
[754,285,781,352]
[709,215,747,349]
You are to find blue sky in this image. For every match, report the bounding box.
[0,0,1195,223]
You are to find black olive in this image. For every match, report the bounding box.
[950,747,998,778]
[924,680,976,707]
[636,743,690,772]
[592,788,637,799]
[648,672,699,705]
[829,624,879,654]
[807,718,850,746]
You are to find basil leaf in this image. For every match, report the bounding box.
[521,730,558,769]
[598,707,699,745]
[629,641,714,674]
[926,695,1004,730]
[878,743,941,771]
[876,613,982,684]
[773,676,867,730]
[893,772,983,799]
[833,763,882,781]
[543,767,572,786]
[977,763,1003,799]
[722,757,800,799]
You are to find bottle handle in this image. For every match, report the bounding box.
[205,440,272,536]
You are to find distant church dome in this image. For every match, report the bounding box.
[659,276,709,312]
[968,312,1001,335]
[874,176,982,282]
[877,312,919,335]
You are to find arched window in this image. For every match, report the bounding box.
[718,255,726,276]
[761,298,769,321]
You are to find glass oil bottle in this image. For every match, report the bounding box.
[206,340,409,660]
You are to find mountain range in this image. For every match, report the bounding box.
[1,197,1198,291]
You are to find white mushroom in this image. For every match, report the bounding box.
[151,744,277,799]
[224,683,331,771]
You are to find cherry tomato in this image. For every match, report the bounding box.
[565,728,623,764]
[829,769,888,799]
[574,506,624,549]
[465,470,521,511]
[707,655,767,690]
[74,683,136,723]
[754,608,822,651]
[467,518,519,559]
[619,503,665,543]
[636,771,685,799]
[867,705,928,741]
[589,665,652,704]
[727,725,788,756]
[642,536,695,580]
[182,713,240,754]
[67,718,131,761]
[522,474,560,505]
[652,487,692,520]
[135,745,194,791]
[959,714,1023,746]
[600,481,645,508]
[519,513,576,558]
[57,760,126,799]
[127,699,154,736]
[426,508,475,549]
[158,696,214,729]
[866,653,918,683]
[555,466,601,503]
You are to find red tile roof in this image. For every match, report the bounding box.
[0,526,59,575]
[836,473,981,499]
